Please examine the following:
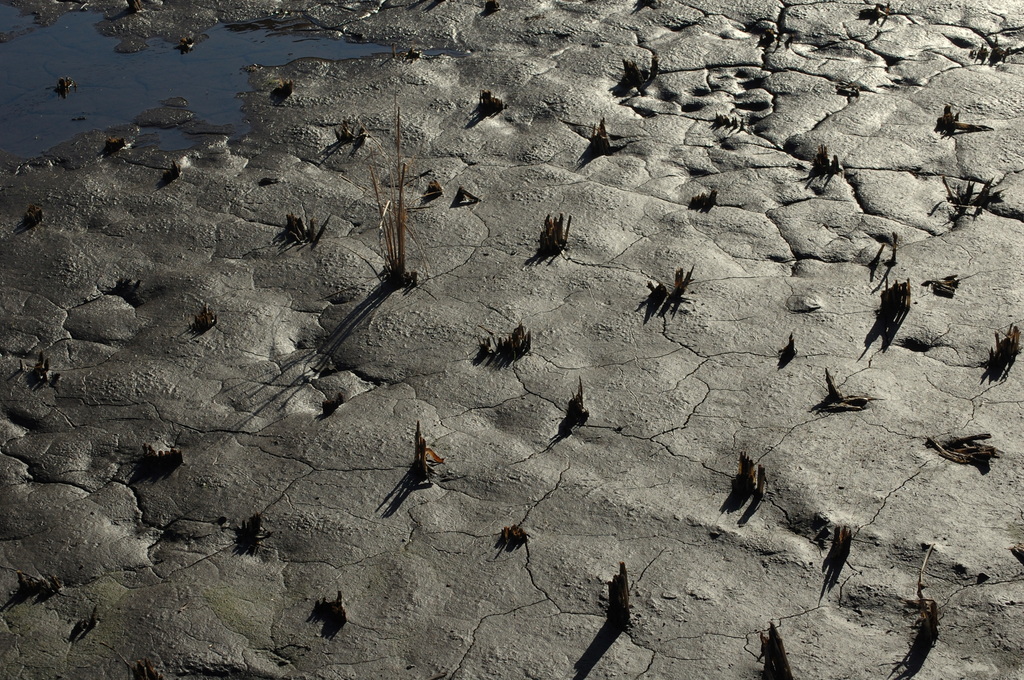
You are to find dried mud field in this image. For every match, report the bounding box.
[2,0,1024,678]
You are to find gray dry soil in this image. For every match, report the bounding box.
[2,0,1024,678]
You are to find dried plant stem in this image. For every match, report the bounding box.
[917,543,934,599]
[370,108,417,287]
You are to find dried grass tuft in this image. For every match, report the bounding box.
[566,378,589,426]
[272,79,294,99]
[235,513,271,555]
[23,204,43,229]
[538,213,571,257]
[313,591,348,626]
[189,304,217,334]
[942,176,1002,217]
[17,570,62,598]
[498,524,528,549]
[104,137,126,155]
[284,213,325,246]
[986,325,1020,379]
[589,119,612,157]
[370,108,419,288]
[322,392,345,417]
[712,114,743,131]
[859,3,891,25]
[811,145,841,176]
[734,452,765,498]
[688,190,717,212]
[141,444,183,469]
[478,323,531,365]
[132,659,164,680]
[162,161,182,184]
[478,90,505,117]
[56,77,76,98]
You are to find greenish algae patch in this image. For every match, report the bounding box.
[1,601,68,672]
[65,576,134,655]
[203,584,279,647]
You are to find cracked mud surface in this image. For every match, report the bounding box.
[2,0,1024,678]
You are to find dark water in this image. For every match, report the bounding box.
[0,8,393,157]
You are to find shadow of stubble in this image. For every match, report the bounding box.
[719,486,762,527]
[863,304,909,354]
[316,282,396,371]
[890,627,934,679]
[819,550,849,601]
[307,602,346,640]
[572,619,623,680]
[377,469,432,518]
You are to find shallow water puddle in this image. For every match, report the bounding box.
[0,9,391,158]
[0,2,34,37]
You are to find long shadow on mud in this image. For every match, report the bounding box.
[636,288,690,324]
[545,408,589,452]
[573,619,622,680]
[819,540,851,601]
[889,628,933,679]
[576,139,625,169]
[377,469,432,518]
[719,485,762,526]
[862,280,911,356]
[129,457,182,484]
[862,306,909,354]
[307,598,347,640]
[982,343,1017,383]
[317,282,401,369]
[2,574,61,611]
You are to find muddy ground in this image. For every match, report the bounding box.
[2,0,1024,678]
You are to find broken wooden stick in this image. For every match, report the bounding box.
[778,333,796,365]
[925,433,1000,465]
[934,105,993,137]
[909,544,939,645]
[17,570,62,598]
[734,452,765,498]
[412,420,444,479]
[607,562,630,628]
[817,369,876,412]
[759,622,794,680]
[921,275,958,298]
